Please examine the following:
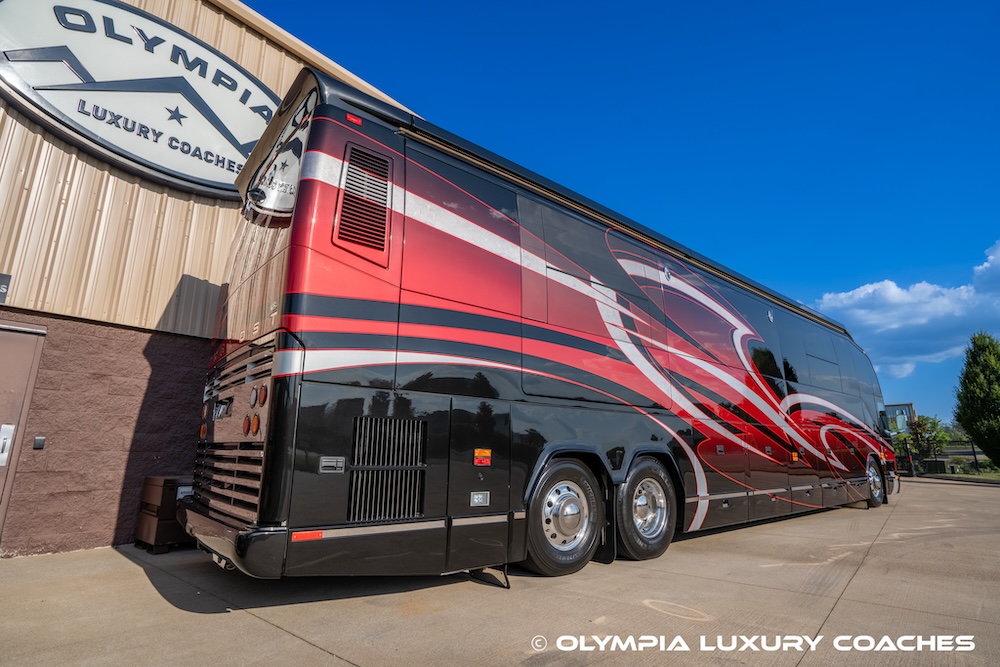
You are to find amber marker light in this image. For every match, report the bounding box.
[474,448,492,466]
[251,413,260,435]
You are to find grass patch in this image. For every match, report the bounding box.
[932,471,1000,482]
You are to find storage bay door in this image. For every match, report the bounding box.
[0,322,45,542]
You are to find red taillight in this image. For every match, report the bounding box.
[257,385,267,406]
[346,113,362,126]
[242,415,251,436]
[199,423,207,440]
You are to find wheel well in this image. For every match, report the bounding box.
[548,451,611,499]
[869,454,886,477]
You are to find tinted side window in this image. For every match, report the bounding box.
[833,336,861,397]
[715,283,784,380]
[409,147,519,223]
[851,345,884,429]
[541,205,649,298]
[804,328,842,392]
[657,260,748,371]
[536,201,657,339]
[774,309,810,384]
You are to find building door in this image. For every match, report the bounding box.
[0,322,46,542]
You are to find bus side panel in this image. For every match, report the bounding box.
[283,384,450,576]
[446,397,511,571]
[396,140,524,405]
[280,112,406,390]
[510,402,692,515]
[257,371,301,525]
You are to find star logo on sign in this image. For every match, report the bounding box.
[279,160,289,172]
[166,106,187,125]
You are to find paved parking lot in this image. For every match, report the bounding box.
[1,477,997,666]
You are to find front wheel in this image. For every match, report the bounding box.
[523,459,604,576]
[866,458,885,508]
[616,457,677,560]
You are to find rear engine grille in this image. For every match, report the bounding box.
[349,416,426,523]
[205,345,274,402]
[193,442,264,528]
[194,343,274,529]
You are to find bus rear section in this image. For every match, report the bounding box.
[179,74,318,577]
[181,69,515,577]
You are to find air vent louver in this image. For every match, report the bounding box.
[337,146,391,252]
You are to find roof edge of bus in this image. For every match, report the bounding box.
[304,68,849,337]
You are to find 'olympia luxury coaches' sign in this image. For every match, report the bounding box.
[0,0,281,196]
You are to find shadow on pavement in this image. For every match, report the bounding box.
[116,544,531,613]
[909,476,1000,489]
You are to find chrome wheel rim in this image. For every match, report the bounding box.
[541,480,590,551]
[868,463,883,502]
[632,477,668,539]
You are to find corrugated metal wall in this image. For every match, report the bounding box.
[0,0,391,338]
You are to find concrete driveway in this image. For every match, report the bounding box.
[1,477,997,666]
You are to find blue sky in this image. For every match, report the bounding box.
[243,0,1000,422]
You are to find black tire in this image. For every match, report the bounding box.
[523,459,604,577]
[866,458,885,508]
[616,457,677,560]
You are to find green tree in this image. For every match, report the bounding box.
[900,415,949,461]
[954,331,1000,464]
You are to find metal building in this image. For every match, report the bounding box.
[0,0,400,555]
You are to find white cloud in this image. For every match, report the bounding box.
[815,241,1000,385]
[817,280,975,332]
[883,363,916,379]
[973,240,1000,293]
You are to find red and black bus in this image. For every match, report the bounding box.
[180,68,899,579]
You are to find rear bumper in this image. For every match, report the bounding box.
[177,499,286,578]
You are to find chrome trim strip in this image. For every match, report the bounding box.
[513,511,526,521]
[791,484,819,492]
[0,325,46,335]
[711,491,748,501]
[452,515,508,528]
[750,488,788,497]
[316,520,446,539]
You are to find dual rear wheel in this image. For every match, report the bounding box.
[522,456,676,576]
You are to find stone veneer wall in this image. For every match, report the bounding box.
[0,307,210,556]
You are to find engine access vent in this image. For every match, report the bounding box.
[348,416,426,523]
[334,145,391,263]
